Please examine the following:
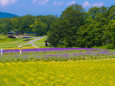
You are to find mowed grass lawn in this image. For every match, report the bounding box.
[0,35,49,49]
[0,59,115,86]
[0,35,34,49]
[34,37,51,48]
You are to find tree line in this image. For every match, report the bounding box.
[48,4,115,49]
[0,15,58,36]
[0,4,114,49]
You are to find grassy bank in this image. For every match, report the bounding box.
[34,37,51,48]
[0,35,34,49]
[0,35,50,49]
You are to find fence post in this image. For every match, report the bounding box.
[1,48,3,56]
[19,46,22,55]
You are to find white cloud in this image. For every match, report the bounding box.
[38,0,49,5]
[82,1,104,8]
[11,0,16,3]
[33,0,36,3]
[0,0,16,6]
[68,1,76,6]
[52,1,63,6]
[33,0,49,5]
[93,2,104,7]
[83,1,91,8]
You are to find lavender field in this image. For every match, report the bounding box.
[0,48,115,63]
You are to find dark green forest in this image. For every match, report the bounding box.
[0,4,115,48]
[48,4,115,49]
[0,15,58,36]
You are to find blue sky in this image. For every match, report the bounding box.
[0,0,114,16]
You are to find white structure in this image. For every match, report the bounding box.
[1,48,3,56]
[19,46,22,55]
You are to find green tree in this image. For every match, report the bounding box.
[108,5,115,20]
[48,4,86,47]
[37,15,58,31]
[20,15,35,33]
[47,20,61,47]
[31,18,48,36]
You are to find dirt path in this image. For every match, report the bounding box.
[23,36,46,48]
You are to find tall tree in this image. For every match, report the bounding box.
[48,4,86,47]
[108,5,115,20]
[30,18,48,36]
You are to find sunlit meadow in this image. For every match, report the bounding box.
[0,0,114,85]
[0,48,115,86]
[0,59,115,86]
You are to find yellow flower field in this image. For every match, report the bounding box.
[0,59,115,86]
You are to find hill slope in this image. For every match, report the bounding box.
[0,12,18,18]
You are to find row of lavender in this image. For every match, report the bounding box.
[3,48,108,52]
[0,48,115,62]
[3,48,115,56]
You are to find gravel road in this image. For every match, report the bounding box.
[22,36,46,48]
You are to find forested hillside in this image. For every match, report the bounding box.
[0,4,114,49]
[48,4,115,49]
[0,15,58,36]
[0,12,17,18]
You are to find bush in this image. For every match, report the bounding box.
[105,44,115,49]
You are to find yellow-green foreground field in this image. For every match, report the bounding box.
[0,59,115,86]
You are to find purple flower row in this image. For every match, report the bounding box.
[3,48,105,53]
[44,50,114,57]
